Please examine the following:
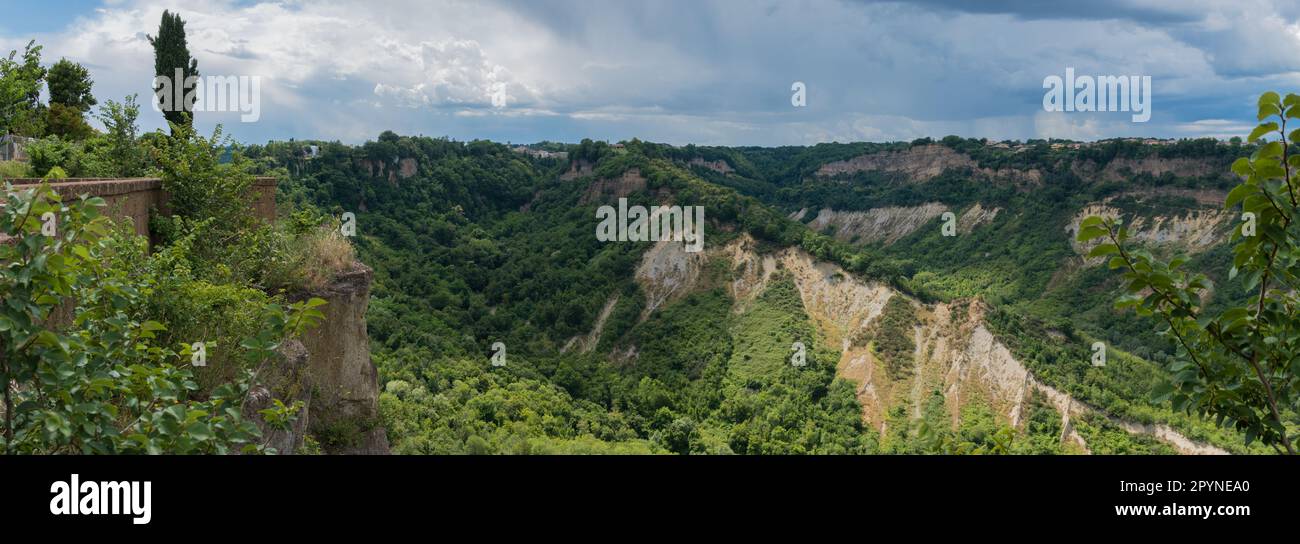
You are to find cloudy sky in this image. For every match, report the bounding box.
[6,0,1300,145]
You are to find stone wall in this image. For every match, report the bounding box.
[4,176,278,238]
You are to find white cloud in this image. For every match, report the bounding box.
[4,0,1300,145]
[371,38,538,108]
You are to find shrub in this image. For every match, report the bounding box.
[0,183,322,454]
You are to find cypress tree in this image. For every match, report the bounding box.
[148,10,199,133]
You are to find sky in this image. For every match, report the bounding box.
[5,0,1300,146]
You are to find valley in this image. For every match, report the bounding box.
[250,134,1272,455]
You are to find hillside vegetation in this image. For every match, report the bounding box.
[248,128,1281,454]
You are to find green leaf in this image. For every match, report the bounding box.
[1151,381,1175,404]
[185,422,212,441]
[1225,183,1253,208]
[1248,122,1278,142]
[1076,225,1108,243]
[1087,243,1120,258]
[1258,102,1282,121]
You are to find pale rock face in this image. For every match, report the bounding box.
[805,204,948,245]
[294,263,390,454]
[958,203,1000,234]
[562,295,620,354]
[631,233,1226,454]
[1072,155,1225,183]
[581,168,648,204]
[816,145,979,181]
[795,202,999,246]
[634,237,707,318]
[559,159,595,181]
[687,157,733,175]
[815,144,1042,185]
[1067,204,1233,264]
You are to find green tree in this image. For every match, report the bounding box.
[44,104,94,141]
[148,10,199,132]
[1079,91,1300,454]
[0,40,47,136]
[46,59,96,113]
[95,95,147,177]
[151,123,254,230]
[45,59,96,140]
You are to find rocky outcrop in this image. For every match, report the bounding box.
[958,203,1000,234]
[634,237,708,318]
[801,204,948,245]
[291,262,389,454]
[1067,203,1233,264]
[244,340,312,454]
[815,145,1042,185]
[687,158,733,175]
[796,203,999,246]
[580,168,650,204]
[562,295,619,353]
[637,233,1226,454]
[817,145,977,180]
[359,157,419,185]
[1072,156,1225,183]
[243,264,389,454]
[560,159,595,181]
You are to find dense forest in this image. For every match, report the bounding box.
[235,126,1282,455]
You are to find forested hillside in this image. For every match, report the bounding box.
[248,131,1279,455]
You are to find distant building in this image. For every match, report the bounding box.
[511,146,568,160]
[0,135,32,162]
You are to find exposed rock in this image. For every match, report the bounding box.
[803,203,948,245]
[360,158,384,178]
[562,295,619,353]
[397,158,418,179]
[958,203,1000,234]
[687,158,733,175]
[293,262,390,454]
[1067,203,1233,264]
[358,158,416,186]
[580,168,649,204]
[622,232,1227,454]
[815,144,1042,185]
[560,159,595,181]
[243,339,312,454]
[634,238,708,318]
[720,234,1224,454]
[817,145,976,180]
[1073,156,1225,183]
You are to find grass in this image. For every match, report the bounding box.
[298,225,357,291]
[263,223,358,293]
[0,160,30,179]
[726,274,813,383]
